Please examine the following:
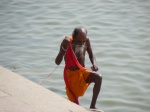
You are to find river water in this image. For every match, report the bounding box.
[0,0,150,111]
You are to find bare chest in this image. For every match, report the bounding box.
[72,43,87,59]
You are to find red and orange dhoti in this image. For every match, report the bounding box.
[64,43,91,104]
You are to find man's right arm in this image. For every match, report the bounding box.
[55,37,70,65]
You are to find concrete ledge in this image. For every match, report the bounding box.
[0,66,88,112]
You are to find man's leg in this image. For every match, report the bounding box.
[86,73,102,109]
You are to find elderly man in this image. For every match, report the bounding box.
[55,28,102,109]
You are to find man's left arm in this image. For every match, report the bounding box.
[86,38,98,71]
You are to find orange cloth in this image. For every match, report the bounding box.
[64,36,91,104]
[66,69,90,102]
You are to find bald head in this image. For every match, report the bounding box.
[72,27,87,45]
[72,28,87,39]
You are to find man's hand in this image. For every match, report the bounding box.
[91,64,99,72]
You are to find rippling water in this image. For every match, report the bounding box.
[0,0,150,111]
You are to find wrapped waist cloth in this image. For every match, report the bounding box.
[66,69,91,102]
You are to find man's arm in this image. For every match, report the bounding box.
[86,38,98,71]
[55,37,70,65]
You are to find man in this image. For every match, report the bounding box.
[55,28,102,109]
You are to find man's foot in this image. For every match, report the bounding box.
[90,107,97,109]
[88,108,104,112]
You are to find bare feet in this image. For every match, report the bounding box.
[90,107,97,109]
[89,108,104,112]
